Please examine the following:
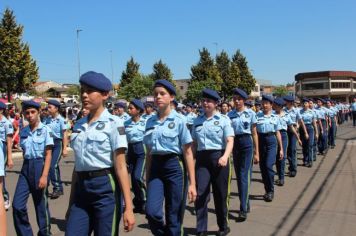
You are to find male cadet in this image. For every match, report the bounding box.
[315,98,328,155]
[45,99,68,199]
[185,103,197,132]
[0,102,13,210]
[142,102,155,120]
[352,97,356,127]
[114,101,130,121]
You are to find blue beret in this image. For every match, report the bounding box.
[0,101,6,110]
[154,79,176,95]
[186,102,193,108]
[233,88,248,100]
[130,99,144,111]
[115,102,126,109]
[22,100,40,110]
[283,95,295,102]
[172,99,178,107]
[79,71,112,92]
[255,100,261,106]
[273,97,286,107]
[244,100,253,107]
[302,97,310,103]
[144,102,154,107]
[47,99,61,108]
[262,95,274,103]
[202,88,221,102]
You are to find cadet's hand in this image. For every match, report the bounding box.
[253,153,259,164]
[188,184,197,203]
[315,134,319,140]
[305,133,309,140]
[279,150,284,160]
[123,209,135,232]
[297,138,302,146]
[6,158,14,169]
[38,176,48,189]
[62,148,68,158]
[218,156,228,167]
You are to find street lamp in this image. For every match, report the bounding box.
[110,50,114,84]
[213,42,218,55]
[76,29,82,79]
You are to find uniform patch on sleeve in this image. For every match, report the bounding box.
[118,126,126,135]
[49,132,54,138]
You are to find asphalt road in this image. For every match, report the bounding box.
[4,121,356,236]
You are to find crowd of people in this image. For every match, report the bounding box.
[1,71,356,236]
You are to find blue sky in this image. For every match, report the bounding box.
[1,0,356,85]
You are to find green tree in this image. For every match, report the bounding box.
[151,59,174,83]
[120,57,140,87]
[232,50,256,95]
[117,75,154,101]
[67,85,80,96]
[186,79,220,103]
[0,8,39,101]
[273,86,288,97]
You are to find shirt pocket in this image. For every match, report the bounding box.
[32,135,46,157]
[206,125,222,140]
[161,129,178,145]
[87,132,110,153]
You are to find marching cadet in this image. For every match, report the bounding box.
[45,99,68,199]
[0,101,13,210]
[299,98,318,167]
[185,103,197,132]
[308,99,321,162]
[326,100,338,149]
[124,99,147,214]
[315,98,328,155]
[273,98,302,186]
[66,71,135,235]
[193,88,234,236]
[114,101,130,121]
[352,97,356,127]
[12,100,53,236]
[144,79,197,236]
[254,101,261,113]
[142,102,154,120]
[220,102,229,115]
[228,88,259,222]
[256,95,283,202]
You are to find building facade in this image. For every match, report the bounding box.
[295,71,356,102]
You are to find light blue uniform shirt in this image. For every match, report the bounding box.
[118,112,130,121]
[20,122,54,160]
[299,109,316,125]
[124,117,146,143]
[351,102,356,111]
[228,108,257,135]
[275,112,293,131]
[284,107,301,125]
[143,109,192,155]
[44,114,67,139]
[185,112,197,125]
[327,106,337,118]
[192,113,234,151]
[315,106,327,120]
[142,113,154,121]
[0,116,14,142]
[71,109,128,171]
[256,111,280,133]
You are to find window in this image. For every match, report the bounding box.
[331,82,350,89]
[301,82,329,90]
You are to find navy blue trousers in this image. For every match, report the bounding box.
[318,120,328,153]
[258,134,277,194]
[12,159,51,236]
[287,128,297,173]
[66,171,121,236]
[195,150,231,233]
[233,134,253,213]
[2,142,9,201]
[300,124,314,165]
[127,142,146,208]
[328,120,336,147]
[276,131,288,181]
[353,111,356,127]
[49,139,63,192]
[146,154,187,236]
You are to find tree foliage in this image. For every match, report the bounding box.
[151,59,174,83]
[67,85,80,96]
[0,8,39,101]
[232,50,256,95]
[186,79,220,103]
[117,75,154,101]
[273,86,289,97]
[120,57,140,87]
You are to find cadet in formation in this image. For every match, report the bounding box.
[45,99,68,199]
[326,100,337,149]
[352,97,356,127]
[12,100,53,236]
[0,101,13,210]
[315,98,329,155]
[142,102,155,121]
[114,101,130,121]
[185,103,197,132]
[124,99,147,214]
[228,88,259,221]
[256,95,283,202]
[65,71,135,235]
[193,88,234,236]
[144,79,197,236]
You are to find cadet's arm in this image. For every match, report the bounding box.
[6,135,13,168]
[251,124,259,163]
[183,143,197,203]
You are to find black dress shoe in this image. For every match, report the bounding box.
[133,204,146,214]
[263,192,274,202]
[236,211,247,222]
[289,171,297,177]
[50,190,63,199]
[197,232,207,236]
[276,179,284,186]
[216,227,230,236]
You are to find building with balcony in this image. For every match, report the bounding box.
[295,71,356,102]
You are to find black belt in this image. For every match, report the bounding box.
[76,168,113,179]
[259,132,276,136]
[280,130,287,133]
[235,133,251,138]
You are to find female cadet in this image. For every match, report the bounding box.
[124,99,147,213]
[273,98,302,186]
[193,88,234,236]
[12,100,53,236]
[144,79,197,236]
[299,98,318,167]
[0,101,14,210]
[66,71,135,235]
[228,88,259,221]
[45,99,68,199]
[256,95,283,202]
[326,100,338,149]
